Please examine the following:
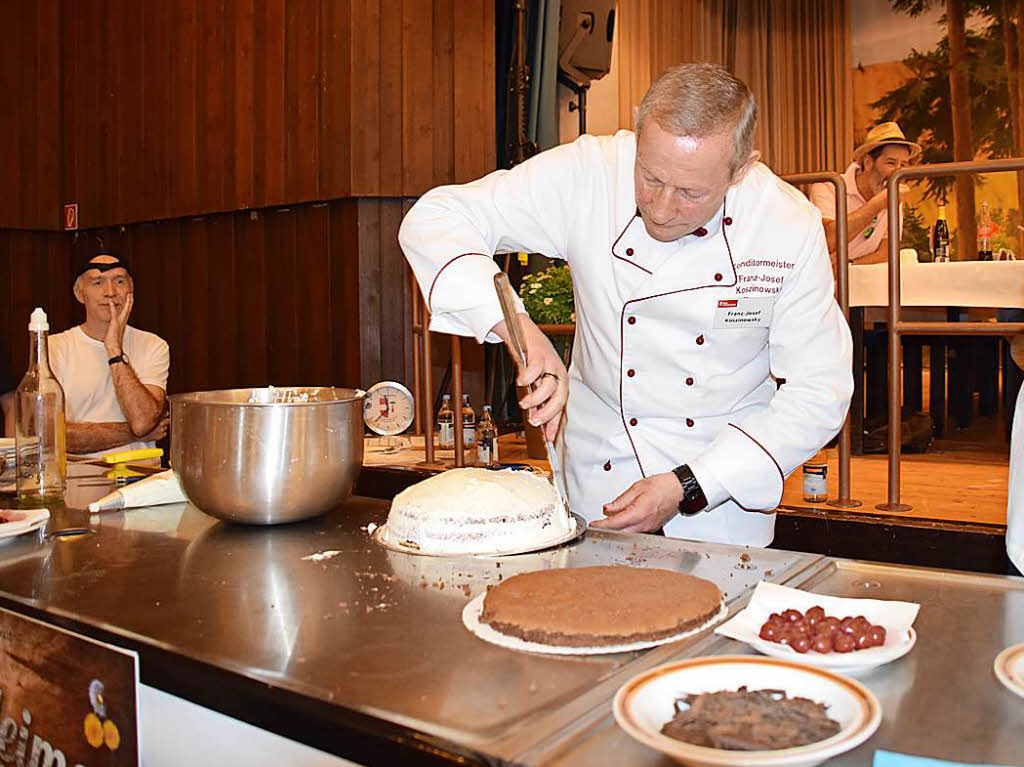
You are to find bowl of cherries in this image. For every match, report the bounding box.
[760,607,886,655]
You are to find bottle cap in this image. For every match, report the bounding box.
[28,307,49,332]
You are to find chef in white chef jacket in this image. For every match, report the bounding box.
[399,63,853,546]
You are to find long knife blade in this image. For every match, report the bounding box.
[493,273,572,518]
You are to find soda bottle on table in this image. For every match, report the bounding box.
[436,394,454,450]
[932,204,950,263]
[477,405,498,466]
[15,308,67,502]
[977,201,995,261]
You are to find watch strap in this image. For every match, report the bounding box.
[672,464,708,516]
[108,354,126,366]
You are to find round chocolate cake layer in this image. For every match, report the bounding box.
[480,566,723,647]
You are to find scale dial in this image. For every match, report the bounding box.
[363,381,416,436]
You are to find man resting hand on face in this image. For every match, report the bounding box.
[48,254,170,457]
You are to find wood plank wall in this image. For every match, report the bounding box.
[0,1,62,229]
[0,1,496,407]
[0,199,423,396]
[57,0,495,229]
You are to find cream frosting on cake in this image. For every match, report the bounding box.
[379,468,573,555]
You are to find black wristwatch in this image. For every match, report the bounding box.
[108,354,127,367]
[672,464,708,516]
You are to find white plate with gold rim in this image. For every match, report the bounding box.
[613,655,881,767]
[994,641,1024,698]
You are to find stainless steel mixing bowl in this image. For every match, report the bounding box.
[170,387,365,524]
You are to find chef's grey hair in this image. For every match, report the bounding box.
[635,63,757,175]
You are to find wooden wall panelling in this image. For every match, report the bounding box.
[296,204,333,386]
[402,0,433,193]
[198,0,229,215]
[350,1,383,194]
[378,1,405,194]
[236,210,269,388]
[377,199,410,385]
[171,0,200,219]
[232,0,257,209]
[205,213,238,391]
[0,1,61,229]
[141,0,173,221]
[318,0,353,202]
[116,0,144,223]
[266,207,300,384]
[358,199,384,387]
[328,201,362,387]
[431,0,455,185]
[285,0,320,204]
[180,220,209,393]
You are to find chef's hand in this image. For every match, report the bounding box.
[104,291,133,358]
[590,472,683,533]
[491,313,568,441]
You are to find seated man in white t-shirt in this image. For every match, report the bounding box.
[808,122,920,273]
[49,254,170,458]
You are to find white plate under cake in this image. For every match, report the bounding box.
[478,566,724,648]
[376,467,577,556]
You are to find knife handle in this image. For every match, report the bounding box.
[493,272,531,381]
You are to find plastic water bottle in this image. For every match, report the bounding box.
[477,405,498,466]
[15,308,67,502]
[436,394,454,450]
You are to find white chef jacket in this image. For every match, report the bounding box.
[1007,382,1024,573]
[399,130,853,546]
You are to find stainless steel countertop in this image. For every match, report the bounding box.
[532,559,1024,767]
[0,469,820,765]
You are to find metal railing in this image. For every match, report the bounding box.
[880,157,1024,511]
[782,172,859,508]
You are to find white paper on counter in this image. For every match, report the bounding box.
[716,581,920,653]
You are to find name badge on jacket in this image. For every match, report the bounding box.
[713,297,774,329]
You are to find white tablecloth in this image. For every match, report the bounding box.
[849,261,1024,308]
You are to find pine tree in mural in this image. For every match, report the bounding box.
[878,1,1024,257]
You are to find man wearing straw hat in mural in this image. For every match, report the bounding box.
[809,122,921,269]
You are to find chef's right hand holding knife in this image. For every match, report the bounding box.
[490,314,568,442]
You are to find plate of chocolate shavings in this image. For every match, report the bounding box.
[613,655,881,767]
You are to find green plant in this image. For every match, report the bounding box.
[519,264,576,325]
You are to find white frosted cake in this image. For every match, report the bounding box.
[379,468,573,555]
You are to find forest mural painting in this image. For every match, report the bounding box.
[855,0,1024,259]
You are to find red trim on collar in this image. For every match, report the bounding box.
[727,423,785,482]
[426,253,492,312]
[611,213,653,274]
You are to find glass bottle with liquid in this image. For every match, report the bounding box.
[436,394,454,450]
[476,405,498,466]
[932,204,950,263]
[801,450,828,503]
[15,308,67,502]
[461,394,477,450]
[978,201,995,261]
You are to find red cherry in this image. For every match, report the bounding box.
[833,633,856,653]
[791,635,811,653]
[869,625,887,646]
[811,634,833,654]
[760,622,778,641]
[782,609,803,623]
[806,606,826,622]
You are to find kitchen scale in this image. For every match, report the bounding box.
[363,381,416,454]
